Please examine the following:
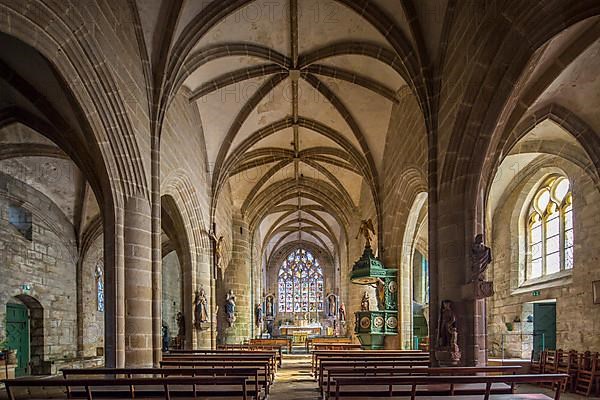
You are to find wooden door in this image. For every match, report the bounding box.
[6,303,29,376]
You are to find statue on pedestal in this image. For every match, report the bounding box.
[225,290,236,327]
[265,295,274,318]
[356,219,375,248]
[471,234,494,299]
[162,322,170,352]
[194,288,209,329]
[327,294,337,317]
[361,291,370,311]
[339,303,346,322]
[435,300,460,364]
[255,303,263,328]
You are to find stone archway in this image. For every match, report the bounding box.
[12,295,44,375]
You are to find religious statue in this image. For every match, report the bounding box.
[327,294,337,317]
[255,303,263,328]
[437,300,456,348]
[265,295,274,318]
[194,288,209,328]
[225,290,236,327]
[176,312,185,338]
[435,300,460,364]
[375,279,385,311]
[361,291,370,311]
[356,219,375,248]
[162,322,170,352]
[210,233,225,270]
[339,303,346,322]
[471,234,494,299]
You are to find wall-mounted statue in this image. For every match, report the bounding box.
[339,303,346,322]
[210,233,225,271]
[361,291,370,311]
[265,295,274,318]
[225,290,236,327]
[194,288,209,328]
[471,234,494,299]
[327,294,337,317]
[255,303,263,328]
[356,219,375,248]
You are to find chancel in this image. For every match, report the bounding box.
[0,1,599,399]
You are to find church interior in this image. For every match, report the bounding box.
[0,0,599,399]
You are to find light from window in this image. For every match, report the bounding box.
[526,176,573,280]
[96,262,104,312]
[8,205,32,241]
[277,249,323,314]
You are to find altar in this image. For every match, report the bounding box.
[280,323,322,344]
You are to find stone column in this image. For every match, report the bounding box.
[124,193,153,367]
[220,212,251,344]
[433,188,486,366]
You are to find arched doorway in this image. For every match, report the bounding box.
[5,295,44,376]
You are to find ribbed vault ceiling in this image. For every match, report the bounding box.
[178,0,411,259]
[134,0,447,261]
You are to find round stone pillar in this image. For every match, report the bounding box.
[124,193,153,367]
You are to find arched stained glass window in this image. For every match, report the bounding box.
[526,176,573,280]
[277,249,324,313]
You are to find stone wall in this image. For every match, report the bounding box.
[488,156,600,358]
[0,173,78,365]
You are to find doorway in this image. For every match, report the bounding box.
[533,301,556,358]
[5,303,29,376]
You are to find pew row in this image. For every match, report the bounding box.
[321,366,522,399]
[312,350,429,377]
[331,374,569,400]
[3,375,248,400]
[60,367,264,399]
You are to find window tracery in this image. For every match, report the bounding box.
[277,249,324,313]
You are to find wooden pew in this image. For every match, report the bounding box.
[306,337,353,352]
[319,359,431,391]
[312,343,363,351]
[332,374,569,400]
[61,367,262,399]
[170,347,282,368]
[312,350,428,377]
[162,353,278,374]
[249,338,292,353]
[3,375,248,400]
[322,365,522,399]
[160,359,273,394]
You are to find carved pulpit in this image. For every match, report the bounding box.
[350,243,398,349]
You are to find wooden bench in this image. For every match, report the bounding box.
[61,367,263,399]
[322,366,523,399]
[249,338,292,353]
[312,350,427,375]
[3,375,248,400]
[312,351,428,377]
[169,348,282,368]
[332,374,569,400]
[319,359,431,390]
[160,359,273,392]
[162,353,277,375]
[306,337,353,352]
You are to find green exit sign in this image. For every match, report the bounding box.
[532,290,541,297]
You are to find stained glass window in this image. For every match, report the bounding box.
[277,249,324,314]
[96,262,104,312]
[526,176,574,280]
